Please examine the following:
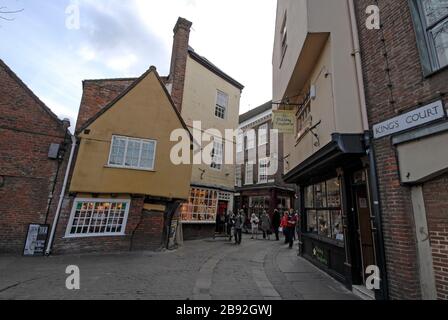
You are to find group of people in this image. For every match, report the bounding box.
[225,209,300,249]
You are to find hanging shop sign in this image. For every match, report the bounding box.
[373,100,446,139]
[23,224,49,256]
[273,110,296,134]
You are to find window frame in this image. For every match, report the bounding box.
[258,158,269,184]
[107,135,157,171]
[215,90,229,120]
[246,131,256,150]
[245,163,254,185]
[235,165,242,187]
[210,139,224,171]
[65,198,131,238]
[258,123,269,146]
[410,0,448,75]
[180,188,219,224]
[304,177,344,243]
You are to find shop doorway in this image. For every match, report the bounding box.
[353,184,376,285]
[215,201,228,233]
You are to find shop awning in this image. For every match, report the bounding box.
[283,133,366,185]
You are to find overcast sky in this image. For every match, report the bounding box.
[0,0,277,130]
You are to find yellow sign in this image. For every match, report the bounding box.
[272,110,295,134]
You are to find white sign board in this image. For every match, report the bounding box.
[373,100,446,139]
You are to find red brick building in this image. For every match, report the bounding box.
[0,59,71,254]
[355,0,448,300]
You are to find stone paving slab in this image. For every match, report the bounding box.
[0,236,358,300]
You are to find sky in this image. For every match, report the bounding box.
[0,0,277,131]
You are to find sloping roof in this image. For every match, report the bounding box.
[188,47,244,91]
[239,101,273,124]
[76,66,192,141]
[0,59,64,127]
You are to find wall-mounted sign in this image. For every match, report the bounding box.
[373,100,446,139]
[273,110,296,134]
[23,224,49,256]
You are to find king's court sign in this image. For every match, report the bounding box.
[373,100,446,139]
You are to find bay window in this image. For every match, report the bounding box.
[66,199,130,238]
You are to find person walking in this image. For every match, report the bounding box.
[286,211,298,249]
[233,211,244,245]
[272,209,281,241]
[250,213,260,240]
[280,212,289,244]
[260,211,271,240]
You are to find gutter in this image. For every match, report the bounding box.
[45,135,77,256]
[347,0,389,300]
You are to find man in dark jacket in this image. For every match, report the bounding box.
[233,210,244,245]
[272,209,281,241]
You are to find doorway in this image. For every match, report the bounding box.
[215,201,228,233]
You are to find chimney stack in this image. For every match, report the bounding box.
[168,17,192,113]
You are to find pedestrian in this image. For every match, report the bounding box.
[233,211,243,245]
[286,211,298,249]
[272,209,281,241]
[226,211,235,242]
[280,212,289,244]
[260,210,271,240]
[250,213,260,240]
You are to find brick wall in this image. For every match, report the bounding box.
[355,0,448,299]
[0,60,69,255]
[52,196,165,254]
[76,79,135,132]
[423,173,448,300]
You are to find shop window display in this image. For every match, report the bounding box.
[305,177,344,242]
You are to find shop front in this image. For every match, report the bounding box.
[180,186,233,240]
[284,134,385,299]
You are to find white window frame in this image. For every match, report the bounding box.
[245,163,254,185]
[246,131,256,150]
[235,165,242,187]
[180,188,219,224]
[210,139,223,171]
[107,135,157,171]
[215,90,228,120]
[258,158,269,184]
[258,123,269,146]
[236,134,244,153]
[65,198,131,238]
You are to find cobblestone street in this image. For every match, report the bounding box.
[0,236,358,300]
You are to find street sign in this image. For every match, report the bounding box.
[373,100,446,139]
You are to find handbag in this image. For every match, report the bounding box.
[278,227,283,233]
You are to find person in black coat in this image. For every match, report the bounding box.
[272,209,281,241]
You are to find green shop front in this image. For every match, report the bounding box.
[284,134,386,299]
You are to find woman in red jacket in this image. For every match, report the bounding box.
[280,212,289,244]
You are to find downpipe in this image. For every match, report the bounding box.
[45,135,77,256]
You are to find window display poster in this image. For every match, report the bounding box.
[23,224,49,256]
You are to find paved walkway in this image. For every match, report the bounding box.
[0,236,358,300]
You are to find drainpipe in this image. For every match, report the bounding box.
[347,0,389,300]
[45,135,77,256]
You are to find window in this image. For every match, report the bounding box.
[258,123,269,146]
[108,135,156,171]
[210,140,223,171]
[258,158,269,184]
[249,196,269,216]
[235,165,242,187]
[411,0,448,74]
[304,177,344,242]
[245,163,254,185]
[280,11,288,65]
[277,196,291,212]
[237,134,244,153]
[296,100,311,140]
[66,199,130,237]
[246,131,256,150]
[180,188,218,223]
[215,91,228,119]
